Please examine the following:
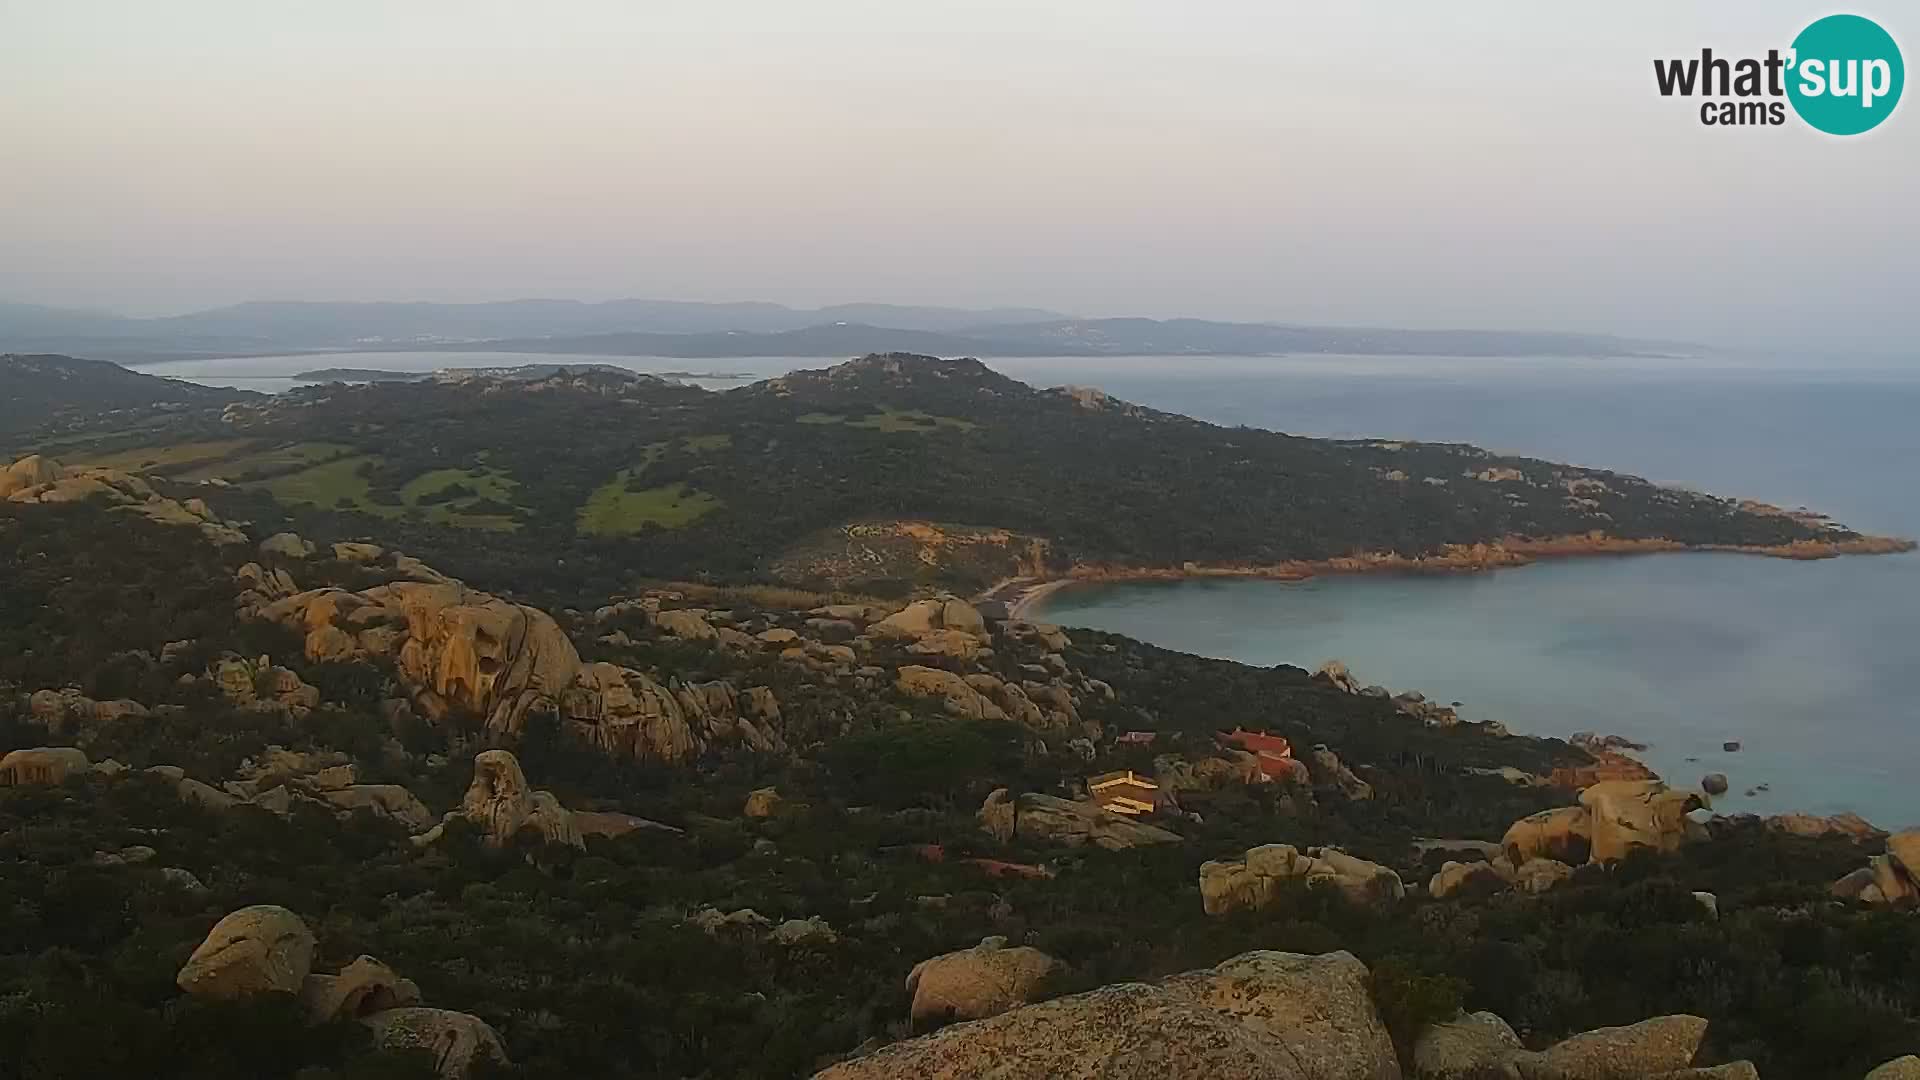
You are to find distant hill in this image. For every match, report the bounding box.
[0,353,252,437]
[0,298,1072,360]
[18,353,1862,603]
[0,298,1694,361]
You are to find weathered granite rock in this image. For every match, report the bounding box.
[0,746,91,786]
[1428,860,1506,899]
[743,787,784,819]
[1647,1061,1757,1078]
[1580,781,1708,864]
[1412,1010,1522,1080]
[907,937,1061,1025]
[1315,660,1365,694]
[177,905,316,999]
[1308,744,1373,800]
[1865,1057,1920,1080]
[0,454,62,497]
[1200,843,1404,915]
[412,750,581,850]
[260,532,317,559]
[1701,773,1729,796]
[979,788,1179,851]
[898,665,1006,721]
[655,608,717,641]
[1502,806,1592,865]
[331,542,384,563]
[1511,858,1575,895]
[364,1008,509,1079]
[1510,1014,1708,1080]
[300,955,421,1024]
[770,916,839,946]
[816,949,1398,1080]
[1768,812,1885,842]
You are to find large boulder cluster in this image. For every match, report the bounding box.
[2,454,247,544]
[825,945,1770,1080]
[176,905,505,1078]
[906,936,1061,1026]
[1199,843,1406,915]
[1832,829,1920,907]
[978,787,1180,851]
[236,551,785,764]
[1502,780,1709,867]
[412,749,582,850]
[820,949,1400,1080]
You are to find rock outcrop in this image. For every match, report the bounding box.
[176,905,317,999]
[243,568,785,764]
[1509,1014,1709,1079]
[413,749,582,850]
[906,937,1061,1025]
[1831,828,1920,907]
[896,665,1006,720]
[1199,843,1406,915]
[1428,860,1507,899]
[1412,1010,1522,1079]
[1500,781,1707,868]
[871,596,994,660]
[1866,1057,1920,1080]
[300,955,422,1024]
[3,455,247,544]
[1502,806,1593,865]
[1411,1011,1727,1080]
[818,949,1397,1080]
[1308,744,1374,801]
[1580,780,1708,863]
[978,788,1180,851]
[364,1008,510,1079]
[1766,812,1885,842]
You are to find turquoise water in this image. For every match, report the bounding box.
[1018,356,1920,830]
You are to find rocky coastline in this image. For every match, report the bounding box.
[1000,530,1916,618]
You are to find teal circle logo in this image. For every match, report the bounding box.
[1787,14,1904,134]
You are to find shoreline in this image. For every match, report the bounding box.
[1000,532,1916,619]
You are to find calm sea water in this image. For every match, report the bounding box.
[1017,356,1920,829]
[151,351,1920,826]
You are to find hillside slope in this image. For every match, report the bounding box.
[0,353,252,436]
[13,353,1902,606]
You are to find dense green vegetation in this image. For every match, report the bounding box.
[0,505,1914,1078]
[0,354,248,436]
[12,354,1852,609]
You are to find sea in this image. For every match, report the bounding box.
[142,350,1920,828]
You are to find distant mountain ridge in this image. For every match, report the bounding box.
[0,353,252,436]
[0,298,1697,362]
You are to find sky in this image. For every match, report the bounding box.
[1,1,1915,352]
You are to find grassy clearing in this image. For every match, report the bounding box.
[251,457,523,532]
[579,475,722,534]
[72,439,257,472]
[797,408,976,433]
[176,442,352,482]
[255,455,380,511]
[682,433,733,452]
[398,467,518,505]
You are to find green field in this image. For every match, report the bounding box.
[797,408,977,433]
[579,475,722,534]
[251,458,523,531]
[176,441,353,482]
[72,438,257,472]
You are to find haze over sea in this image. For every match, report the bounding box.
[149,350,1920,828]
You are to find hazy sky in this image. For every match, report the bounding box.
[2,2,1915,350]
